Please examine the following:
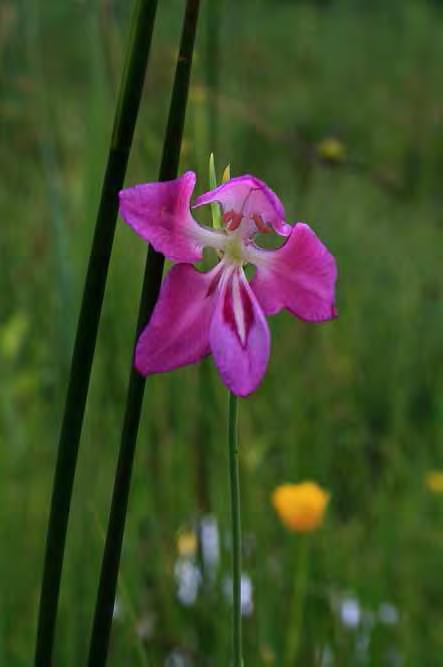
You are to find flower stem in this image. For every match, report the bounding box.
[34,2,158,664]
[228,392,243,667]
[87,2,201,665]
[284,536,310,667]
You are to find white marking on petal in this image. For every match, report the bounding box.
[232,271,247,345]
[218,261,235,290]
[243,244,274,268]
[187,224,227,252]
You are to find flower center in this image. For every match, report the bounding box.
[223,236,246,266]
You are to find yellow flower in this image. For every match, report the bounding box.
[176,529,197,557]
[425,471,443,494]
[271,482,329,533]
[317,137,346,163]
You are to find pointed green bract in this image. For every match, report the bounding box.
[209,152,222,228]
[222,163,231,183]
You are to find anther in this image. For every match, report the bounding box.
[223,210,243,232]
[252,213,271,233]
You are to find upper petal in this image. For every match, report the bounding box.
[120,172,221,263]
[135,263,220,375]
[193,175,291,238]
[209,268,271,396]
[249,223,337,322]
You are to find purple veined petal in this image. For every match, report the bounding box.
[135,263,223,375]
[209,267,271,397]
[249,223,337,322]
[193,174,291,239]
[119,171,224,263]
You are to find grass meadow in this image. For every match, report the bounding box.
[1,0,443,664]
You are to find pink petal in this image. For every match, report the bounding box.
[120,172,218,263]
[209,268,271,396]
[193,175,291,238]
[250,223,337,322]
[135,264,220,375]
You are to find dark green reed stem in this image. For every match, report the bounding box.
[34,2,158,665]
[228,392,243,667]
[87,2,201,665]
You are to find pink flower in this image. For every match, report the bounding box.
[119,172,337,396]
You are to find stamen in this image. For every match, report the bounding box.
[252,213,271,234]
[223,209,243,232]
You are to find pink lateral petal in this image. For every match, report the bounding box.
[209,268,271,396]
[135,264,220,375]
[250,223,337,322]
[193,175,291,238]
[119,171,209,263]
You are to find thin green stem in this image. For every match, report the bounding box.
[228,392,243,667]
[87,2,201,665]
[34,2,158,665]
[284,536,310,667]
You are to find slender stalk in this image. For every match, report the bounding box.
[34,2,159,665]
[228,392,243,667]
[284,536,310,667]
[87,2,201,665]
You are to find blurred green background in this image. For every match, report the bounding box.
[1,0,443,664]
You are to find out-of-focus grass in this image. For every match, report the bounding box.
[1,0,443,664]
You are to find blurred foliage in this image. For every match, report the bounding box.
[1,0,443,665]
